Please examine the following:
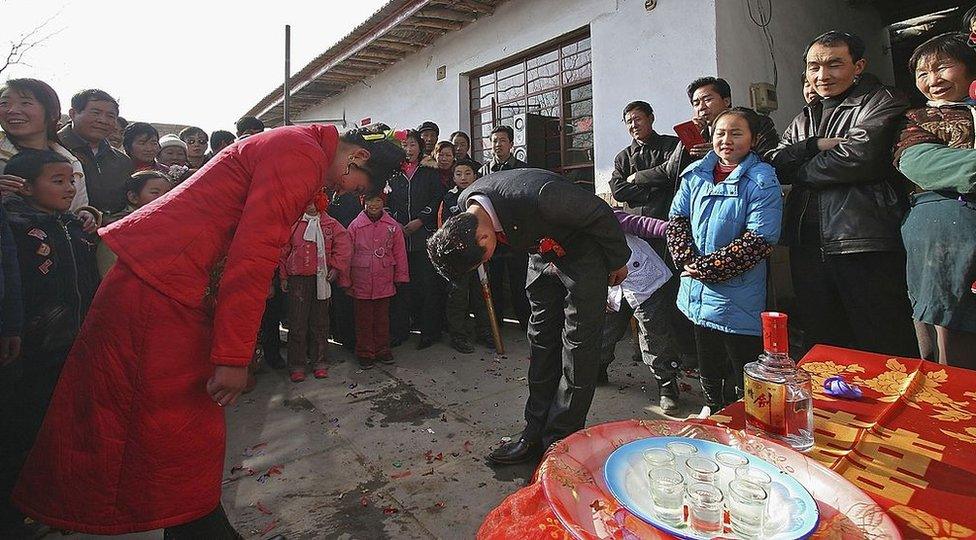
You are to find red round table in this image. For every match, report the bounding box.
[477,346,976,539]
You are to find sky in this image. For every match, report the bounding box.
[2,0,389,134]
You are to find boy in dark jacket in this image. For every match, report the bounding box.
[438,159,489,353]
[0,149,98,536]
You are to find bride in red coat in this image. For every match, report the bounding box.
[12,124,405,536]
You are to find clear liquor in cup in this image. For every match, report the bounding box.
[648,468,685,525]
[642,448,675,470]
[686,482,724,535]
[715,451,749,496]
[665,441,697,481]
[684,456,719,485]
[728,479,769,538]
[735,465,772,491]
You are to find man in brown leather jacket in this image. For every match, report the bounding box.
[768,31,916,357]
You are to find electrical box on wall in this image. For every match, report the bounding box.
[436,65,446,81]
[749,82,778,114]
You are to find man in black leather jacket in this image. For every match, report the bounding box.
[768,31,916,357]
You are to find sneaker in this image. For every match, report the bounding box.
[377,354,395,365]
[659,394,679,413]
[312,365,328,379]
[357,357,375,370]
[290,370,306,383]
[451,337,475,354]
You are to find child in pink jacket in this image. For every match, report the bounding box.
[347,192,408,369]
[279,192,352,382]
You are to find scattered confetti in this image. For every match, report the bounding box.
[393,460,402,468]
[390,470,412,479]
[383,506,399,515]
[463,440,473,453]
[242,442,268,457]
[360,496,369,507]
[259,519,278,535]
[256,501,273,515]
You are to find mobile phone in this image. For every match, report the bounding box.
[673,121,707,148]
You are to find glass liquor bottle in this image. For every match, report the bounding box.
[743,312,814,451]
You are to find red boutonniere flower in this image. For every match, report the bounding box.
[538,237,566,258]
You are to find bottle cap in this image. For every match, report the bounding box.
[762,311,789,354]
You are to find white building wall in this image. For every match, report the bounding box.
[295,0,720,196]
[589,0,717,196]
[715,0,892,130]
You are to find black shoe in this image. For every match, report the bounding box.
[484,335,496,350]
[416,337,435,350]
[357,357,375,370]
[391,337,406,348]
[377,355,395,365]
[597,366,610,385]
[451,337,475,354]
[486,437,543,465]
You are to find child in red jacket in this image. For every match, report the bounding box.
[279,192,352,382]
[347,192,408,369]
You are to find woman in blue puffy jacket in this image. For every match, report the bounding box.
[666,107,783,411]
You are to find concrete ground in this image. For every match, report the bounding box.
[53,324,705,540]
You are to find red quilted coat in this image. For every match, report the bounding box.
[12,125,339,533]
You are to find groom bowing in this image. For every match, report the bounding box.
[428,168,630,465]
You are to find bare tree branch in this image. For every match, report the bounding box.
[0,10,64,75]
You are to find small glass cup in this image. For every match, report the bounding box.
[686,482,724,535]
[684,456,719,485]
[715,451,749,495]
[648,468,685,525]
[735,465,773,491]
[642,448,675,469]
[666,441,697,479]
[727,479,769,538]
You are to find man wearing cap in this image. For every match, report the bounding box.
[417,120,439,157]
[13,124,405,537]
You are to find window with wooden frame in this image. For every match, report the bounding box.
[469,30,594,186]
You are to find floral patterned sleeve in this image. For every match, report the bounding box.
[665,217,697,268]
[692,230,773,283]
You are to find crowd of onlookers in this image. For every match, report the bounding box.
[1,18,976,536]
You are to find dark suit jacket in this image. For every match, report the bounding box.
[479,155,528,177]
[609,132,679,218]
[459,169,630,283]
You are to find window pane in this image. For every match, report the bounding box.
[562,49,592,84]
[567,99,592,121]
[471,94,493,111]
[526,49,558,70]
[526,60,560,94]
[475,73,495,88]
[496,71,525,102]
[497,63,523,80]
[567,84,592,102]
[528,91,559,117]
[561,37,590,57]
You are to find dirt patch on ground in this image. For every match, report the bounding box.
[283,396,317,412]
[369,379,444,426]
